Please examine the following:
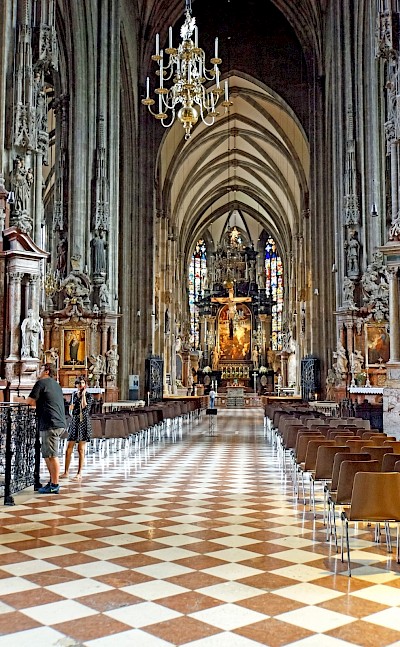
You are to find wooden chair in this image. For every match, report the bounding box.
[328,429,357,440]
[310,445,349,520]
[297,439,335,504]
[381,453,400,472]
[334,435,361,445]
[346,439,375,453]
[327,458,378,547]
[341,472,400,576]
[365,435,397,446]
[362,445,394,469]
[383,441,400,453]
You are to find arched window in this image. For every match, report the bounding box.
[189,239,207,348]
[265,237,283,350]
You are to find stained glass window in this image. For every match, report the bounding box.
[189,239,207,348]
[265,237,283,350]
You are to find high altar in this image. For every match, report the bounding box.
[195,225,275,391]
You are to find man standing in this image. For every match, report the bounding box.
[15,363,66,493]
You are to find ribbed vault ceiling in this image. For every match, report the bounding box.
[143,0,321,262]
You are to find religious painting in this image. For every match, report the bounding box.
[61,329,87,368]
[218,304,251,361]
[365,324,390,367]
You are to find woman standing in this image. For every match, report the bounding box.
[61,376,93,480]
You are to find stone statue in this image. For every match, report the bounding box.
[252,346,259,369]
[267,348,276,368]
[10,156,33,214]
[333,342,348,377]
[211,347,219,370]
[106,345,119,376]
[326,368,337,400]
[56,238,68,278]
[89,354,105,379]
[21,309,42,358]
[342,276,356,309]
[249,260,256,283]
[99,283,109,309]
[91,230,106,274]
[346,230,360,277]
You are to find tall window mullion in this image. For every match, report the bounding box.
[189,240,207,348]
[265,237,283,350]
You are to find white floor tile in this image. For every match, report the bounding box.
[190,603,266,630]
[21,599,98,623]
[105,601,182,627]
[276,605,355,632]
[121,580,189,600]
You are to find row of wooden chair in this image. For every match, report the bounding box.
[266,404,400,577]
[62,399,203,457]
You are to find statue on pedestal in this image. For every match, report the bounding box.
[21,309,42,358]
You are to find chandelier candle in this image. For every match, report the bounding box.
[142,3,232,139]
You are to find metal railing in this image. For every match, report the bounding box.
[0,404,41,505]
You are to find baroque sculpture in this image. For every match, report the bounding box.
[21,309,42,358]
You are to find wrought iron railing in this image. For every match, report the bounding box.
[0,404,41,505]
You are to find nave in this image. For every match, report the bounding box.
[0,410,400,647]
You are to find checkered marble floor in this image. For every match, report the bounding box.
[0,410,400,647]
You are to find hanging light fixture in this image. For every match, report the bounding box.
[142,0,232,140]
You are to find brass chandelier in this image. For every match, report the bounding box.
[142,0,231,140]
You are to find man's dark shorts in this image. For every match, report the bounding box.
[41,428,65,458]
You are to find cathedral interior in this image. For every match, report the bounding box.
[2,0,399,410]
[3,2,400,644]
[0,0,399,410]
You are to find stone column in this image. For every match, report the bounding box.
[101,324,108,356]
[44,322,52,352]
[388,266,400,363]
[8,272,23,359]
[181,350,190,388]
[344,321,354,357]
[29,275,40,315]
[280,351,289,387]
[391,141,398,225]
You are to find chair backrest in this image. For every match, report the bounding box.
[283,425,308,450]
[330,452,370,491]
[329,430,357,440]
[349,472,400,522]
[335,460,380,505]
[304,440,336,470]
[362,445,394,469]
[346,439,375,453]
[363,435,393,446]
[294,433,324,463]
[362,431,384,439]
[383,441,400,453]
[307,419,329,428]
[334,435,361,445]
[314,445,348,480]
[381,453,400,472]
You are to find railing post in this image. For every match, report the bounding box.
[4,407,14,506]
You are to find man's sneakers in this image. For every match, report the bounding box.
[38,482,60,494]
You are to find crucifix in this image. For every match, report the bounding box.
[212,286,251,337]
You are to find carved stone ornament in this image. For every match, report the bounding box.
[375,9,398,61]
[361,252,389,321]
[342,276,357,310]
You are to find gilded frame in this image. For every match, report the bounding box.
[61,329,87,368]
[365,324,390,367]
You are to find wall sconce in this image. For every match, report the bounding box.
[314,288,319,296]
[332,263,337,273]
